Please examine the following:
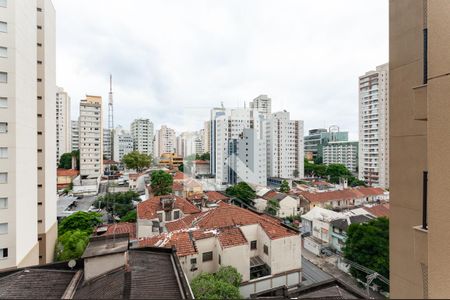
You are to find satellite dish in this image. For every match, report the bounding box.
[68,259,76,269]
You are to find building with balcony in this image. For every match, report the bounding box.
[323,141,359,174]
[304,127,348,163]
[112,126,133,162]
[56,87,71,162]
[358,63,389,188]
[131,118,154,157]
[389,0,450,298]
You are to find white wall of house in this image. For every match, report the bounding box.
[278,196,298,218]
[269,235,301,275]
[222,244,250,281]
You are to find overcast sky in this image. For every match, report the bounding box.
[53,0,388,140]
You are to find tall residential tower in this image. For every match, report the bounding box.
[131,118,154,157]
[56,87,71,162]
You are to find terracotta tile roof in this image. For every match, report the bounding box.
[297,189,365,203]
[364,203,389,218]
[99,222,137,240]
[218,227,248,248]
[184,178,202,189]
[262,190,279,201]
[128,173,143,180]
[193,160,209,165]
[357,187,385,197]
[103,159,119,165]
[57,168,79,177]
[165,213,206,232]
[194,202,296,240]
[137,195,201,220]
[172,182,184,192]
[204,191,230,202]
[173,172,185,181]
[139,232,197,256]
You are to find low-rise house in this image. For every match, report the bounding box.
[128,173,148,191]
[136,195,201,238]
[362,203,390,218]
[260,191,300,218]
[0,234,193,299]
[95,222,137,242]
[191,160,210,176]
[57,168,79,190]
[296,187,388,212]
[139,202,301,298]
[329,214,374,253]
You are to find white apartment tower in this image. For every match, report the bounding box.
[265,111,304,179]
[0,0,57,270]
[358,63,389,188]
[155,125,176,157]
[71,119,79,152]
[131,118,154,157]
[79,96,103,179]
[323,141,359,174]
[56,86,71,161]
[250,95,272,115]
[112,126,133,162]
[211,107,266,186]
[202,121,211,154]
[176,131,203,158]
[103,129,112,160]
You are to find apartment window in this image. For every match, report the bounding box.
[263,244,269,255]
[0,22,6,33]
[0,72,7,83]
[250,240,257,250]
[37,60,42,65]
[37,25,42,30]
[37,43,42,47]
[0,223,7,235]
[0,147,7,158]
[0,47,6,58]
[37,7,42,12]
[218,254,221,265]
[0,198,7,209]
[0,172,6,184]
[202,251,213,262]
[0,248,7,259]
[0,0,6,8]
[0,97,6,108]
[0,122,6,133]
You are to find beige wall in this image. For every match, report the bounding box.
[390,0,450,298]
[84,252,127,281]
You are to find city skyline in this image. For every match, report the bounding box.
[53,0,388,139]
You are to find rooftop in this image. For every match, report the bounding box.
[57,168,79,177]
[137,195,201,220]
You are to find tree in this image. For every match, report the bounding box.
[265,199,280,216]
[59,153,72,169]
[178,164,184,172]
[196,152,210,161]
[150,170,173,196]
[58,211,102,236]
[279,180,290,193]
[94,191,141,218]
[55,230,90,261]
[293,169,300,178]
[191,267,242,299]
[225,182,256,206]
[326,164,352,184]
[343,217,389,291]
[120,210,137,223]
[122,151,152,172]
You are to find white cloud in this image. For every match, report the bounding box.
[54,0,388,140]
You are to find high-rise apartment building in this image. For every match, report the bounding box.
[0,0,57,270]
[304,127,348,162]
[202,121,211,154]
[112,126,133,162]
[176,131,203,158]
[71,119,79,152]
[154,125,176,158]
[131,118,154,157]
[323,141,359,174]
[390,1,450,298]
[56,87,71,161]
[358,63,389,188]
[249,94,272,115]
[103,129,112,160]
[210,107,266,186]
[79,96,103,179]
[265,111,304,179]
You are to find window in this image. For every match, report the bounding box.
[219,254,221,265]
[0,0,5,7]
[0,22,6,33]
[0,248,7,259]
[157,213,163,222]
[0,147,7,158]
[202,251,213,262]
[250,240,257,250]
[0,223,7,234]
[0,97,6,108]
[0,122,7,133]
[173,210,180,220]
[0,198,6,209]
[0,172,7,184]
[37,7,42,12]
[0,72,7,83]
[263,244,269,255]
[0,47,6,58]
[37,25,42,30]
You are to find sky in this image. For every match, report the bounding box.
[53,0,388,140]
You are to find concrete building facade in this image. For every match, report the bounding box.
[304,128,348,162]
[323,141,359,174]
[0,0,57,270]
[249,94,272,115]
[112,126,133,162]
[358,63,389,188]
[102,129,112,160]
[266,111,304,180]
[79,96,103,179]
[390,1,450,298]
[56,87,70,162]
[154,125,176,158]
[130,118,154,157]
[71,119,79,152]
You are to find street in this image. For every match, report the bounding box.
[302,256,333,285]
